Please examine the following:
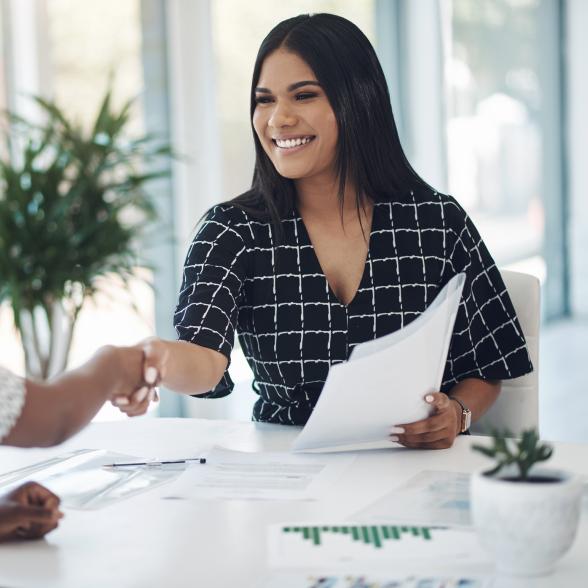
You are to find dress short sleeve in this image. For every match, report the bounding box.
[174,205,248,398]
[440,197,533,390]
[0,366,26,443]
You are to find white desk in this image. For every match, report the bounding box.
[0,418,586,588]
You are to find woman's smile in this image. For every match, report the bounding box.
[272,135,316,154]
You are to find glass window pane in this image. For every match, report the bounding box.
[445,0,545,275]
[0,0,154,420]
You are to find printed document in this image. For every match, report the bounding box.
[162,446,354,501]
[267,521,490,568]
[292,273,466,452]
[261,572,492,588]
[351,470,472,527]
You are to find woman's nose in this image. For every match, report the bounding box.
[268,101,297,128]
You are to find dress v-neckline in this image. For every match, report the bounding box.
[294,204,376,308]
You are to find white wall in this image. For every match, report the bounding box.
[566,0,588,317]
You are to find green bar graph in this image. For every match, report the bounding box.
[282,525,437,550]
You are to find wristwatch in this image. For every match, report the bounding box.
[451,397,472,433]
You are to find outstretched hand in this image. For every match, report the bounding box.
[0,482,63,542]
[111,338,169,417]
[391,392,461,449]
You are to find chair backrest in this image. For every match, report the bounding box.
[470,269,540,436]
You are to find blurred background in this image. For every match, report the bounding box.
[0,0,585,441]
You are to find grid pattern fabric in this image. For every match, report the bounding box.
[0,366,26,442]
[174,188,533,425]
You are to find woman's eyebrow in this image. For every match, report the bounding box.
[254,80,321,94]
[287,80,321,92]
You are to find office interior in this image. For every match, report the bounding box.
[0,0,586,443]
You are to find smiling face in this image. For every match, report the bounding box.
[252,49,339,183]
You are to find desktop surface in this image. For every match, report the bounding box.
[0,418,586,588]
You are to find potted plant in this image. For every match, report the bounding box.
[0,91,170,379]
[471,429,582,576]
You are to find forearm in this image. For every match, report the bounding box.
[4,347,121,447]
[448,377,501,428]
[157,340,228,395]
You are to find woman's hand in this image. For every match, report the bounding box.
[111,338,169,417]
[391,392,461,449]
[0,482,63,542]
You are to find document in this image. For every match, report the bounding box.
[261,572,492,588]
[267,521,490,568]
[292,273,466,452]
[162,446,354,501]
[351,471,472,527]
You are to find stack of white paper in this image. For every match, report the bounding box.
[292,273,465,452]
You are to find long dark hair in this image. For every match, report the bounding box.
[230,13,432,239]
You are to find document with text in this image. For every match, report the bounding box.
[162,446,355,501]
[292,273,466,453]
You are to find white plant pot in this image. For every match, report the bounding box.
[471,467,582,577]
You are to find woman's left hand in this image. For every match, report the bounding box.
[391,392,461,449]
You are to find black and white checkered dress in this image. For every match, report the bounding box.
[174,188,533,425]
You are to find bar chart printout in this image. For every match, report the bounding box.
[284,525,434,548]
[268,523,490,567]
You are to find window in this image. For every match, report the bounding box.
[1,0,155,420]
[444,0,547,279]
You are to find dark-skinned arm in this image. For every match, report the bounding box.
[2,345,147,448]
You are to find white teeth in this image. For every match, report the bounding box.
[275,136,313,149]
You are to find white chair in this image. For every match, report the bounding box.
[470,270,540,436]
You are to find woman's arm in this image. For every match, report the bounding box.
[3,345,149,448]
[392,378,501,449]
[448,377,501,427]
[115,338,227,410]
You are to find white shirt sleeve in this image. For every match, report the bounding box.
[0,365,26,443]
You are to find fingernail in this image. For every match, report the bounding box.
[134,387,148,403]
[145,367,158,385]
[114,397,129,406]
[390,435,399,442]
[390,426,405,434]
[425,394,435,403]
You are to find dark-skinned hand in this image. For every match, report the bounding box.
[391,392,461,449]
[0,481,63,542]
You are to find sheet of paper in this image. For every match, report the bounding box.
[260,572,492,588]
[267,522,490,568]
[292,274,465,452]
[162,446,354,501]
[350,471,472,527]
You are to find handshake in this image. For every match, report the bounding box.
[95,337,170,418]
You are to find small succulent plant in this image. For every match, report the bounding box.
[472,428,553,480]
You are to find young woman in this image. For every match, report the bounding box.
[142,14,532,449]
[0,344,161,541]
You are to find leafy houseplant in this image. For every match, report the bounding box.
[0,91,169,379]
[470,428,582,577]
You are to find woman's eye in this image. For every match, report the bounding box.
[295,92,317,101]
[254,96,273,104]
